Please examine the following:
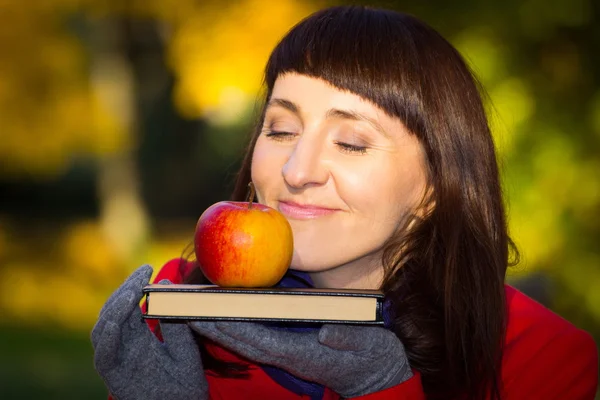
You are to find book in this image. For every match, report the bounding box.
[142,284,385,324]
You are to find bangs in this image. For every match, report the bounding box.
[264,6,426,134]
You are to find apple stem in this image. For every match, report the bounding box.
[247,182,255,209]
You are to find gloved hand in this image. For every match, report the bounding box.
[190,321,412,398]
[92,265,208,400]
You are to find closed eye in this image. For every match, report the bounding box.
[265,130,296,141]
[266,130,368,154]
[335,141,368,154]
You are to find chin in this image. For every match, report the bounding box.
[289,252,316,271]
[289,252,339,273]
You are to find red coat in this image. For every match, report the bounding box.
[135,259,598,399]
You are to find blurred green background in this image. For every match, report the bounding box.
[0,0,598,398]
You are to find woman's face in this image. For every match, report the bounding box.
[251,73,428,289]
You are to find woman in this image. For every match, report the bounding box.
[91,5,598,400]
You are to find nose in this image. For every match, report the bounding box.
[282,136,329,189]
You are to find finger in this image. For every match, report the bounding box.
[99,265,153,320]
[159,321,198,362]
[217,322,323,355]
[91,316,108,349]
[318,324,393,352]
[92,290,145,353]
[213,322,341,384]
[103,289,142,329]
[188,321,229,344]
[190,321,280,363]
[102,265,152,312]
[193,321,319,365]
[189,321,278,364]
[216,321,301,349]
[93,321,122,373]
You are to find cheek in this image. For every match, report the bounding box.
[250,152,266,203]
[337,158,426,220]
[250,138,283,204]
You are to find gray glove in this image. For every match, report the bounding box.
[190,321,412,398]
[91,265,208,400]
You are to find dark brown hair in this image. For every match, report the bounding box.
[225,5,519,400]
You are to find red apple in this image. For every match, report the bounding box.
[194,194,293,288]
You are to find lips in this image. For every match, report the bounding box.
[278,201,339,220]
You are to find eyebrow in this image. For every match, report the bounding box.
[267,98,299,114]
[325,109,389,138]
[267,98,389,138]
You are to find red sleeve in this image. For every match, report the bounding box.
[503,327,598,399]
[322,370,426,400]
[501,286,599,399]
[150,257,195,285]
